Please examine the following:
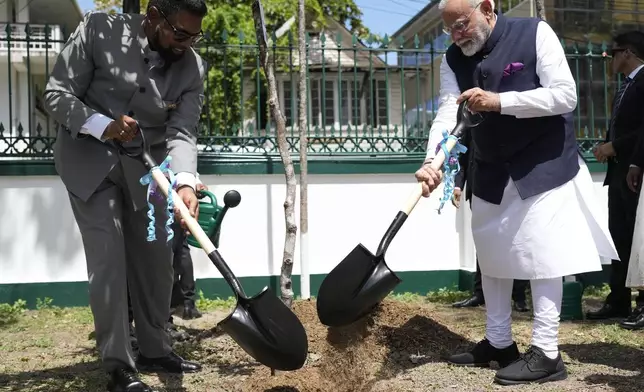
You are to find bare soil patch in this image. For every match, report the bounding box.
[1,297,643,391]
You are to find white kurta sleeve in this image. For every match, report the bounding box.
[425,53,461,161]
[498,21,577,118]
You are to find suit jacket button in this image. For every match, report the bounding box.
[139,87,146,93]
[144,58,149,64]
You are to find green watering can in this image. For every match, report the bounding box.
[560,276,584,321]
[186,189,241,249]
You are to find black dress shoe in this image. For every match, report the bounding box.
[513,299,529,312]
[180,300,203,320]
[107,368,153,392]
[620,311,644,330]
[136,351,202,374]
[452,295,485,308]
[447,338,521,368]
[585,303,630,320]
[630,306,644,318]
[494,345,567,385]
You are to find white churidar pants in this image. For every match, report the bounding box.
[483,275,562,357]
[471,156,619,356]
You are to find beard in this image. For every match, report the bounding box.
[149,28,186,63]
[456,22,492,57]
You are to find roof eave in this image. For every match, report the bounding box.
[390,1,442,41]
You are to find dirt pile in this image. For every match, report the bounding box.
[239,299,472,392]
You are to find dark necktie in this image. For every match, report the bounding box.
[609,77,633,142]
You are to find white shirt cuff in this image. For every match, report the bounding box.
[195,172,202,185]
[79,113,113,141]
[630,164,640,168]
[498,92,520,116]
[175,172,196,190]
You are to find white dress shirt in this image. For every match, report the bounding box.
[425,21,577,161]
[622,63,644,97]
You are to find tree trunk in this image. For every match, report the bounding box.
[535,0,546,20]
[297,0,310,299]
[252,0,297,308]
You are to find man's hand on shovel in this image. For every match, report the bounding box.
[176,185,200,233]
[415,160,443,197]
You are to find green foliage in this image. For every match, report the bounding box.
[35,296,54,309]
[194,290,237,311]
[0,299,26,327]
[583,283,611,298]
[93,0,149,13]
[425,286,471,304]
[34,297,66,317]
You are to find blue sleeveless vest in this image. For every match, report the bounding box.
[445,15,579,205]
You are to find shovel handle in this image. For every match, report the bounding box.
[147,166,215,253]
[147,166,247,298]
[402,136,457,216]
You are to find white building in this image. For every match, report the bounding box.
[0,0,83,138]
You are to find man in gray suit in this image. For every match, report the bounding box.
[43,1,207,391]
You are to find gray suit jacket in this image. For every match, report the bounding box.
[44,11,206,211]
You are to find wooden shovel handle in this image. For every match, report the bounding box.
[402,136,458,216]
[148,167,216,254]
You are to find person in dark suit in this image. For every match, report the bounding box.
[589,31,644,324]
[450,128,529,312]
[169,176,206,321]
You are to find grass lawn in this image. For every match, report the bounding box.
[0,286,643,391]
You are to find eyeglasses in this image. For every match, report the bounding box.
[443,1,483,35]
[159,10,204,44]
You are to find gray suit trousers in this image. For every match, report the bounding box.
[68,161,174,372]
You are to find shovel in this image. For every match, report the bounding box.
[316,101,485,327]
[114,130,309,371]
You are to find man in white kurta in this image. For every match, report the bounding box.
[415,0,619,386]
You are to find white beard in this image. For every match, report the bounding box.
[459,40,484,56]
[457,24,491,57]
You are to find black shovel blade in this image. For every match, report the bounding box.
[316,244,401,327]
[218,287,309,371]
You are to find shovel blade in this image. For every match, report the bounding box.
[316,244,401,327]
[218,287,309,371]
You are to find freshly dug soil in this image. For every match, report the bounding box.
[238,299,472,392]
[2,296,643,391]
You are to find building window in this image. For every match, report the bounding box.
[340,79,362,125]
[309,79,335,127]
[279,76,389,130]
[283,79,296,127]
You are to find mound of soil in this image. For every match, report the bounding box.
[238,299,473,392]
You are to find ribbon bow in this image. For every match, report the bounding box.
[434,130,468,214]
[139,155,177,242]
